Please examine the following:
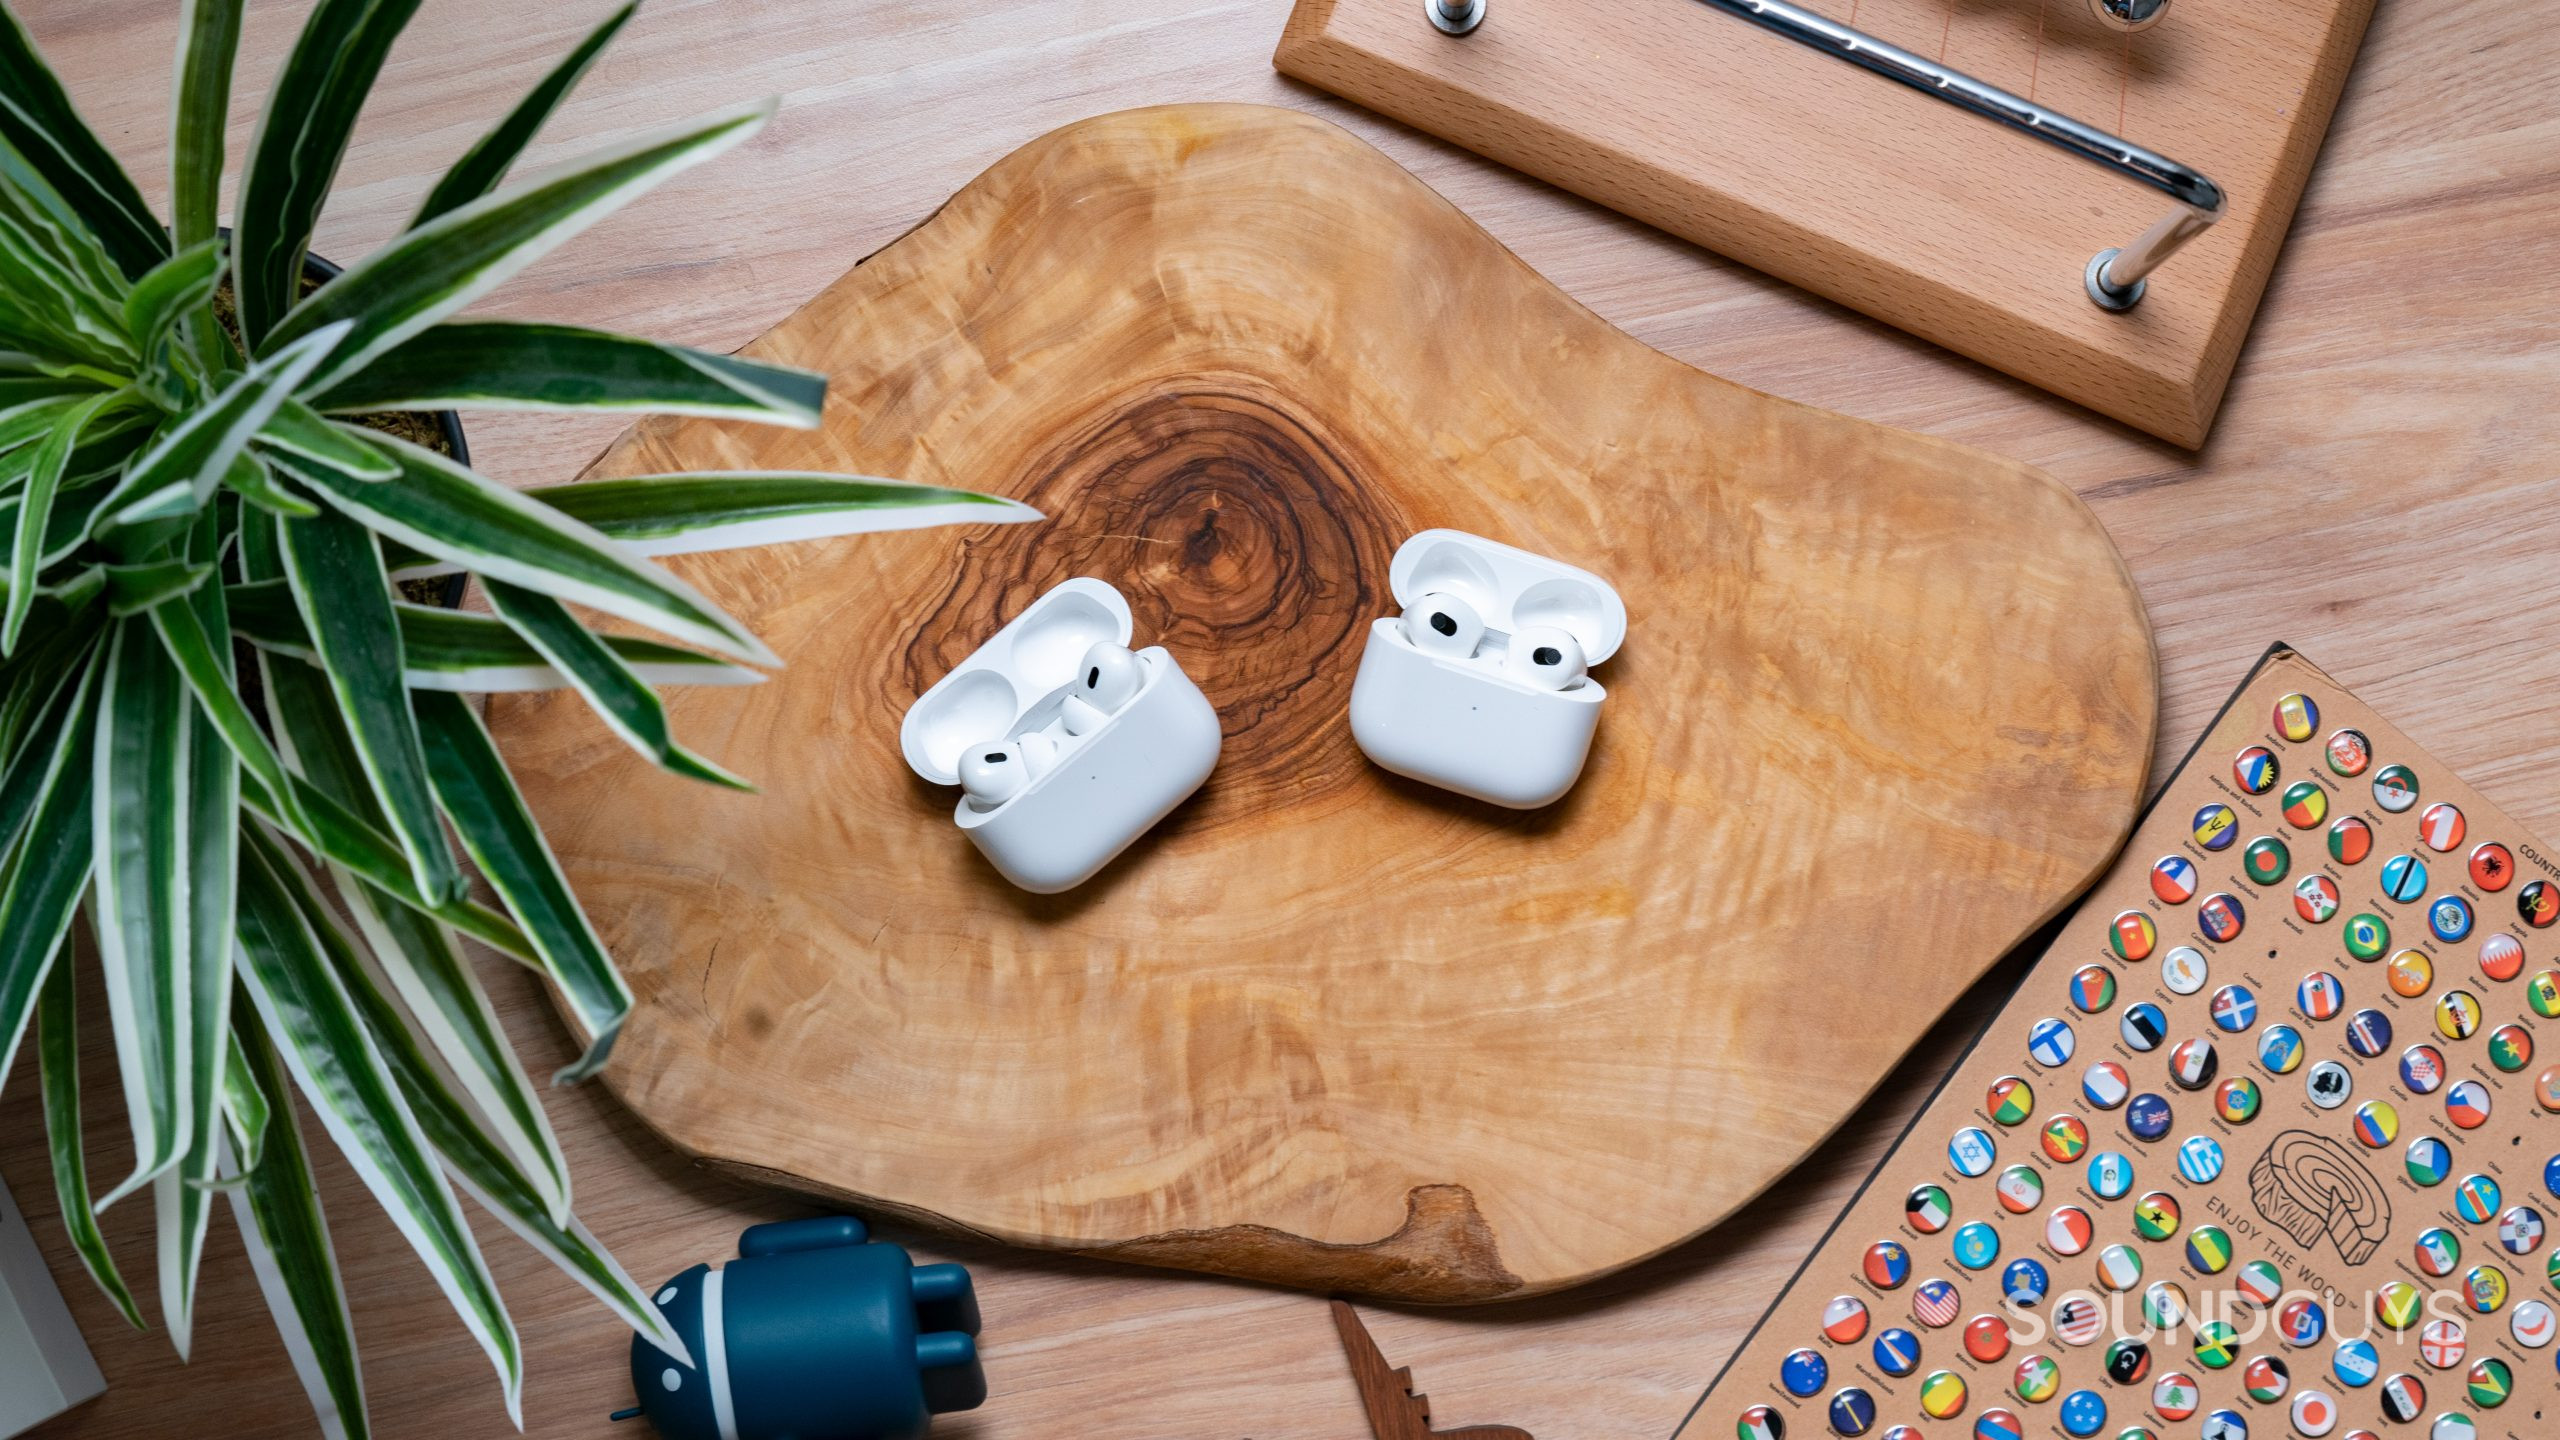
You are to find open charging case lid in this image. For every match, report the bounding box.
[899,577,1135,786]
[1386,530,1627,665]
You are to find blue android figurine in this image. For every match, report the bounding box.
[613,1215,985,1440]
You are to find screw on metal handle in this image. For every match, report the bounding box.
[1428,0,1486,35]
[1689,0,2226,311]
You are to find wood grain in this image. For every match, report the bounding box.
[482,102,2154,1303]
[1276,0,2376,449]
[2,0,2553,1435]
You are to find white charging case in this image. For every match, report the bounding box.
[1348,530,1627,809]
[899,578,1221,893]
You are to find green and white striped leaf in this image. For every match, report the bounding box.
[223,1006,368,1440]
[0,630,91,849]
[230,0,425,347]
[6,387,125,653]
[410,1,637,226]
[414,690,629,1083]
[0,6,167,278]
[265,100,773,393]
[158,508,238,1356]
[486,580,746,787]
[36,960,146,1328]
[0,651,98,1091]
[101,321,349,525]
[90,618,194,1209]
[227,578,758,692]
[104,557,213,616]
[222,1023,272,1174]
[255,403,395,481]
[0,147,137,367]
[171,0,245,251]
[279,504,464,903]
[309,321,825,428]
[284,432,777,665]
[222,448,320,519]
[237,827,522,1422]
[151,584,311,840]
[122,239,222,399]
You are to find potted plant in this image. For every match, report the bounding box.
[0,0,1035,1432]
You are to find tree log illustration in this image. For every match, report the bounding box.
[2250,1130,2391,1265]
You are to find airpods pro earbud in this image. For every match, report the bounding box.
[957,732,1058,811]
[1349,531,1626,809]
[1062,642,1143,735]
[1402,593,1484,659]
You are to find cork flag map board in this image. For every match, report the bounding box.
[1688,647,2560,1440]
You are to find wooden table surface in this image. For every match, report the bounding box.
[6,1,2554,1437]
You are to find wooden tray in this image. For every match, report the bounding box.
[487,103,2158,1302]
[1689,646,2560,1436]
[1274,0,2376,448]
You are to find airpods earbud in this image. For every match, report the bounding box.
[1402,593,1484,659]
[1063,642,1143,734]
[1505,626,1587,691]
[957,732,1058,811]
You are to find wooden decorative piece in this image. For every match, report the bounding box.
[1274,0,2377,447]
[488,103,2157,1302]
[1332,1300,1534,1439]
[1691,648,2560,1439]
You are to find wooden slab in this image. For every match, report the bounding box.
[486,103,2158,1302]
[1691,647,2560,1436]
[1274,0,2376,448]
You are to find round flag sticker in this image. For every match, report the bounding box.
[1874,1327,1921,1376]
[2242,830,2304,886]
[1781,1347,1828,1395]
[2418,1228,2462,1276]
[2429,1414,2474,1440]
[2043,1115,2091,1164]
[2162,946,2209,995]
[1996,1164,2046,1214]
[2478,934,2525,983]
[2210,984,2259,1032]
[1919,1370,1968,1420]
[2029,1017,2078,1068]
[2193,804,2239,851]
[2419,803,2466,853]
[2282,782,2328,830]
[2375,1281,2424,1331]
[2346,1007,2393,1058]
[2510,1299,2555,1349]
[2047,1207,2094,1256]
[2193,1320,2238,1368]
[2466,1355,2511,1408]
[2401,1044,2447,1094]
[2455,1174,2502,1224]
[2127,1092,2174,1140]
[2151,855,2200,904]
[2082,1061,2130,1110]
[2096,1244,2142,1291]
[2235,747,2280,795]
[2469,842,2514,892]
[2177,1135,2225,1183]
[2244,1354,2290,1402]
[2344,914,2390,962]
[2488,1025,2532,1072]
[2333,1339,2380,1388]
[2522,879,2558,929]
[2215,1077,2262,1124]
[2419,1318,2465,1370]
[2298,971,2346,1019]
[2152,1371,2199,1419]
[2280,1297,2327,1346]
[2185,1225,2233,1274]
[2326,728,2371,777]
[2436,989,2482,1040]
[2407,1136,2453,1186]
[1908,1185,1953,1233]
[2539,1065,2560,1114]
[2133,1191,2182,1241]
[1913,1278,1962,1328]
[2170,1037,2220,1090]
[2532,970,2560,1017]
[2054,1296,2103,1346]
[2198,894,2245,943]
[2259,1025,2305,1074]
[2145,1283,2190,1331]
[2388,949,2434,998]
[2464,1263,2508,1313]
[2105,1336,2151,1385]
[1950,1127,1997,1177]
[1865,1241,1912,1289]
[1988,1075,2036,1126]
[2373,765,2420,813]
[2430,894,2473,943]
[2122,1003,2168,1051]
[2445,1080,2492,1130]
[1953,1223,2002,1272]
[1827,1387,1875,1437]
[2111,911,2158,961]
[2329,815,2373,866]
[2001,1259,2048,1309]
[1739,1404,1785,1440]
[2353,1100,2399,1148]
[2070,965,2119,1014]
[2307,1061,2353,1109]
[2087,1151,2134,1200]
[1973,1410,2022,1440]
[2014,1354,2059,1402]
[2057,1389,2105,1437]
[2294,874,2341,924]
[2236,1258,2283,1307]
[2290,1390,2337,1439]
[1824,1294,1872,1343]
[2275,693,2320,742]
[2381,853,2430,904]
[2498,1206,2544,1256]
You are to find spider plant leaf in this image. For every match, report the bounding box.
[156,508,238,1357]
[222,1023,271,1173]
[279,506,464,904]
[229,578,759,691]
[521,472,1039,558]
[414,689,630,1083]
[411,1,638,227]
[230,0,426,348]
[485,580,747,788]
[265,99,773,391]
[151,582,311,839]
[91,617,195,1210]
[223,1005,369,1440]
[309,321,825,428]
[282,433,777,665]
[255,404,395,481]
[101,321,350,525]
[37,960,147,1328]
[0,6,167,277]
[0,627,92,849]
[104,558,214,617]
[0,649,98,1091]
[6,387,125,653]
[171,0,245,250]
[122,238,223,396]
[223,448,321,519]
[0,141,138,368]
[238,826,523,1422]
